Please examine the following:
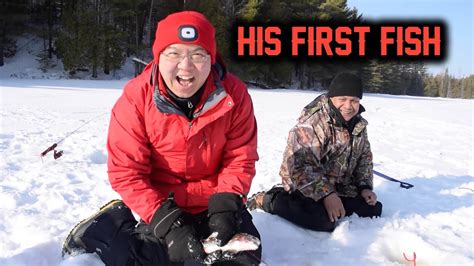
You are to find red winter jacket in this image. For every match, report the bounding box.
[107,62,258,223]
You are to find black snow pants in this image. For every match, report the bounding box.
[85,208,262,266]
[261,186,382,232]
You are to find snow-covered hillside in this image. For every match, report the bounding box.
[0,79,473,265]
[0,36,135,80]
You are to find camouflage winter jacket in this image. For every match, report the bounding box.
[280,94,373,202]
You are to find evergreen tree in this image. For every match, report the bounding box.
[318,0,357,21]
[408,63,426,96]
[423,73,440,97]
[291,0,363,90]
[422,73,474,99]
[0,0,30,67]
[109,0,151,58]
[365,60,384,93]
[57,0,128,77]
[239,0,264,22]
[464,75,474,98]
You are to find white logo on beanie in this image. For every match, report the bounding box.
[178,26,198,41]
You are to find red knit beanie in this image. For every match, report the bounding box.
[152,11,216,64]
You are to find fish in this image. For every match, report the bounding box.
[202,232,261,254]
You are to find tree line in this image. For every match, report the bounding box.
[0,0,472,98]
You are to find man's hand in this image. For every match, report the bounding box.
[151,194,205,262]
[164,218,206,262]
[208,193,243,246]
[361,189,377,206]
[323,193,346,222]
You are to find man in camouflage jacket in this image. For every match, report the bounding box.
[248,72,382,232]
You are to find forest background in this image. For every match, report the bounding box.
[1,0,472,98]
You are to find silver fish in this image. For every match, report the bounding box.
[202,232,260,254]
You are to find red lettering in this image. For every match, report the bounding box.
[308,27,314,56]
[256,27,264,55]
[316,27,333,56]
[405,26,422,56]
[354,26,370,56]
[238,26,255,56]
[424,26,441,56]
[381,26,396,56]
[335,26,352,56]
[265,26,281,56]
[397,26,404,55]
[292,27,306,56]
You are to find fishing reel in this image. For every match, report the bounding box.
[40,143,64,160]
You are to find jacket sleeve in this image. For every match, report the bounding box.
[352,129,374,192]
[279,119,335,202]
[216,77,258,197]
[107,80,165,223]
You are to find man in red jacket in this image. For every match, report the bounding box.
[62,11,261,265]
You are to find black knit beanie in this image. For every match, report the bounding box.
[327,72,363,99]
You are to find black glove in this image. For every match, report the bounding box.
[150,193,205,262]
[207,192,243,246]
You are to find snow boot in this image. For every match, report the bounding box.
[62,199,137,265]
[247,184,285,212]
[246,192,265,211]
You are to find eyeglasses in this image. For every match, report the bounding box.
[161,51,209,63]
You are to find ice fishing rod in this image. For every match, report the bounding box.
[40,112,108,160]
[295,169,414,191]
[373,170,414,189]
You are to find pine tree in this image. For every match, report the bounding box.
[318,0,356,21]
[57,0,128,77]
[423,73,439,97]
[466,75,474,98]
[239,0,263,22]
[366,60,384,93]
[0,0,30,67]
[219,0,246,18]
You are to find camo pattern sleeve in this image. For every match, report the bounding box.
[279,95,335,202]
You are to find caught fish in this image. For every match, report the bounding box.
[202,232,260,254]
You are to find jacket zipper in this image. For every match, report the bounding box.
[345,131,354,176]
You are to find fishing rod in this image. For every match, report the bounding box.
[373,170,414,189]
[40,112,108,160]
[295,169,414,192]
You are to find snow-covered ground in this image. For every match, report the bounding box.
[0,78,473,265]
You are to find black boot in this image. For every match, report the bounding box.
[62,199,137,265]
[247,185,285,212]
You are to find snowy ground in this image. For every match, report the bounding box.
[0,79,473,266]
